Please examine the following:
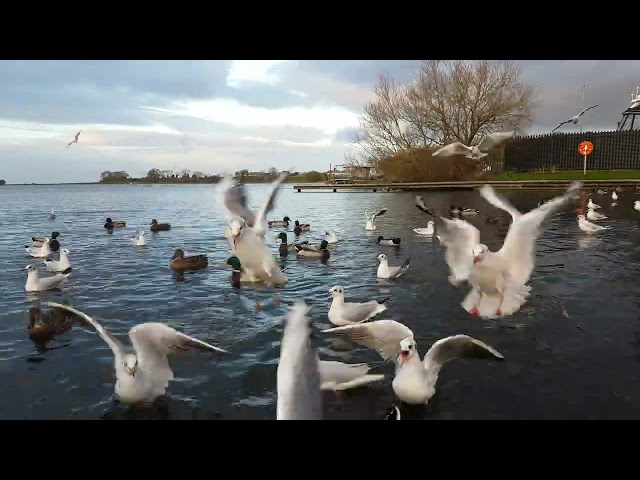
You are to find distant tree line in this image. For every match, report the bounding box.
[99,168,327,184]
[0,179,6,186]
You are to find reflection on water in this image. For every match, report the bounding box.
[1,183,640,419]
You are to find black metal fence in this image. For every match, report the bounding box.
[493,129,640,173]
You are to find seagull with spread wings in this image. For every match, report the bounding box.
[47,302,228,405]
[415,181,581,318]
[432,131,515,160]
[551,105,598,133]
[67,130,81,147]
[217,172,289,286]
[321,320,503,405]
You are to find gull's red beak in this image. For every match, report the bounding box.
[473,256,480,264]
[399,350,409,365]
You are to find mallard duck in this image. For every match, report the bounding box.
[294,239,330,260]
[32,231,60,251]
[225,256,243,288]
[27,305,78,344]
[459,206,480,216]
[276,232,306,255]
[268,216,291,228]
[293,220,311,235]
[104,217,126,229]
[150,219,171,231]
[169,249,208,271]
[377,236,401,246]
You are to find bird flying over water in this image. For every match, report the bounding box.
[551,105,598,133]
[67,130,81,147]
[432,131,515,160]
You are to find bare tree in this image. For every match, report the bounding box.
[347,60,535,166]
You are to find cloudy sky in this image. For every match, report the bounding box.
[1,60,638,184]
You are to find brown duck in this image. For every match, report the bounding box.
[27,305,79,345]
[150,219,171,232]
[170,249,208,271]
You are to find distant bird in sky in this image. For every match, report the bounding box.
[67,130,81,147]
[432,131,515,160]
[552,105,598,133]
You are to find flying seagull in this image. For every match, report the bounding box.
[552,105,598,133]
[67,130,81,147]
[432,131,515,160]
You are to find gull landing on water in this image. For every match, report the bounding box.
[46,302,228,405]
[365,208,388,230]
[328,285,389,326]
[432,131,515,160]
[551,105,598,133]
[415,182,581,318]
[67,130,81,147]
[321,320,504,406]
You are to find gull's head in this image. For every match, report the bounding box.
[428,221,434,227]
[61,248,70,255]
[329,285,344,298]
[472,244,489,264]
[578,214,586,221]
[635,201,640,206]
[398,337,417,366]
[123,354,138,377]
[139,230,145,236]
[377,253,387,263]
[25,264,37,273]
[228,217,246,249]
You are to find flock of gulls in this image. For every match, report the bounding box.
[20,162,640,420]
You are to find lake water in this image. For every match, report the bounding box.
[1,183,640,420]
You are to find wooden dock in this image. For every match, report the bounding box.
[292,179,640,192]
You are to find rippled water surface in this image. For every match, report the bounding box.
[2,183,640,420]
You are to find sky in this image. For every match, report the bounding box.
[0,60,638,184]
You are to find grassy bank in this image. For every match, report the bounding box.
[490,170,640,181]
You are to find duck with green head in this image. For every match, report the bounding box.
[294,239,330,260]
[277,232,307,256]
[225,256,243,288]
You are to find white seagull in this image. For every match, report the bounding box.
[578,214,610,234]
[415,181,581,318]
[321,320,503,405]
[365,208,388,231]
[131,230,147,247]
[551,105,598,133]
[612,191,619,201]
[318,360,385,391]
[218,172,289,286]
[432,131,515,160]
[25,264,71,292]
[634,201,640,212]
[67,130,81,147]
[25,239,52,258]
[413,221,435,235]
[44,248,71,273]
[46,302,228,405]
[586,209,607,221]
[328,285,389,326]
[377,254,410,279]
[587,199,601,210]
[277,301,322,420]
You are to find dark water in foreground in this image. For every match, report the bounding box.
[1,183,640,420]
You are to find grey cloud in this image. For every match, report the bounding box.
[223,82,313,109]
[519,60,640,133]
[333,126,361,142]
